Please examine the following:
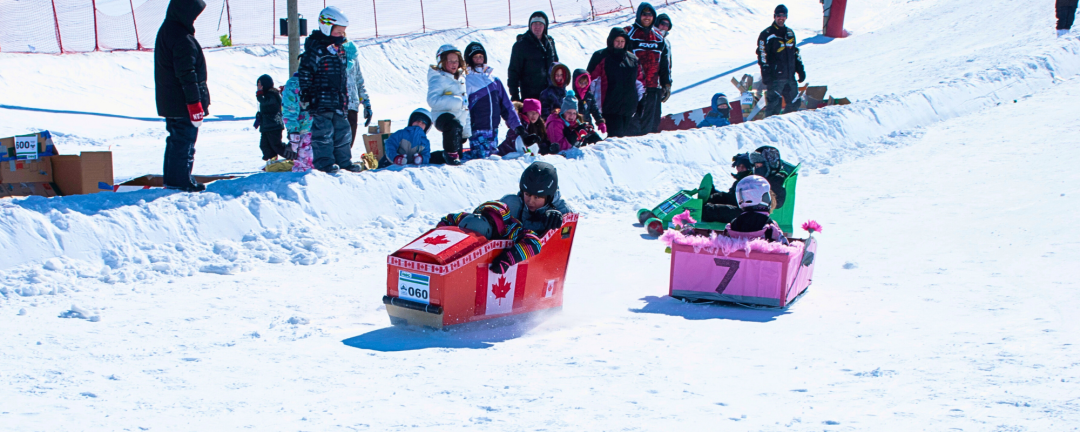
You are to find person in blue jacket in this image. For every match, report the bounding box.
[698,93,732,128]
[380,108,433,167]
[463,41,536,160]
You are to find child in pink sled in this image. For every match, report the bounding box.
[725,175,788,244]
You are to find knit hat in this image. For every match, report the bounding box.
[560,91,578,114]
[522,98,542,114]
[529,11,548,27]
[774,4,788,15]
[257,74,274,89]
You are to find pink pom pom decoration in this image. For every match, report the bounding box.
[670,210,697,229]
[801,220,822,234]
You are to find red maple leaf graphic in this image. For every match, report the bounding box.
[491,275,512,305]
[423,234,449,246]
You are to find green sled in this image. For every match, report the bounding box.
[636,162,801,237]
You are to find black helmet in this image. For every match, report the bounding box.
[755,146,782,174]
[732,152,769,177]
[519,161,558,200]
[464,42,486,67]
[458,213,493,239]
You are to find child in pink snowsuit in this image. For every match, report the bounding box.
[282,72,315,172]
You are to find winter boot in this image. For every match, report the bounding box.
[319,164,341,173]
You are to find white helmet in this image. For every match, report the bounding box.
[318,6,349,35]
[436,44,460,61]
[735,175,773,209]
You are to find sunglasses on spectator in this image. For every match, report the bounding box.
[774,13,787,17]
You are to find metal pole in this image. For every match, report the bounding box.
[420,0,427,32]
[51,0,64,53]
[463,0,470,27]
[129,0,142,49]
[91,0,100,51]
[288,0,299,74]
[588,0,596,20]
[507,0,511,26]
[372,0,379,37]
[548,0,556,23]
[225,0,233,43]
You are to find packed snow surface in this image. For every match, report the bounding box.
[2,0,1080,430]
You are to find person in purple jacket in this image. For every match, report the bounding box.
[463,42,538,160]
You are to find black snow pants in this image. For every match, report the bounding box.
[634,87,663,136]
[765,79,801,117]
[163,117,199,189]
[605,113,635,138]
[311,111,355,171]
[259,129,286,161]
[1058,0,1078,30]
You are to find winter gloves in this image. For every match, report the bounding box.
[253,115,261,130]
[597,120,607,134]
[543,209,563,231]
[490,251,513,274]
[187,102,205,127]
[393,154,425,166]
[363,100,373,126]
[281,147,298,160]
[515,126,541,146]
[661,84,672,103]
[393,155,406,166]
[797,70,806,83]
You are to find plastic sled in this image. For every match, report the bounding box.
[668,236,817,308]
[383,214,579,330]
[636,161,801,236]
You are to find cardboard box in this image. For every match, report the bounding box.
[368,125,379,134]
[1,131,58,185]
[0,182,58,199]
[52,151,114,196]
[117,174,237,188]
[377,120,392,134]
[363,133,389,162]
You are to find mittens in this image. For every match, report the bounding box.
[490,252,513,274]
[187,102,205,127]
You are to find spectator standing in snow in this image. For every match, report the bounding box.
[571,68,604,132]
[757,4,806,118]
[298,6,362,172]
[624,2,670,135]
[655,13,674,105]
[255,74,291,161]
[428,45,470,166]
[587,27,645,138]
[341,39,373,147]
[1059,0,1078,36]
[154,0,210,192]
[463,42,533,161]
[498,99,547,156]
[508,12,560,102]
[381,108,432,167]
[539,63,571,119]
[282,66,315,172]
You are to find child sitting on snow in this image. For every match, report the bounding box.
[255,74,291,161]
[539,63,571,119]
[724,175,788,244]
[438,201,543,275]
[380,108,433,168]
[281,69,314,172]
[699,93,732,128]
[546,92,603,154]
[498,99,547,156]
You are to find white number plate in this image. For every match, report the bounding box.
[397,270,430,304]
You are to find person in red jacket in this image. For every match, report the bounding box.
[624,2,671,136]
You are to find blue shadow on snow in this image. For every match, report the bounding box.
[342,315,547,352]
[629,295,788,323]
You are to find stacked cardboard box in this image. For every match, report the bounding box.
[362,119,392,164]
[0,131,114,199]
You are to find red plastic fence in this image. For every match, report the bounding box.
[0,0,683,54]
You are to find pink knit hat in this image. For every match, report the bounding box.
[522,98,542,114]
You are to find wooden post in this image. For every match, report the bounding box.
[91,0,100,51]
[463,0,470,27]
[50,0,64,53]
[420,0,427,32]
[372,0,379,37]
[129,0,142,50]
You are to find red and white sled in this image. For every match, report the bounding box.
[383,214,579,329]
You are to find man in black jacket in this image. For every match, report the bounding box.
[586,28,642,138]
[1059,0,1079,36]
[155,0,210,192]
[624,3,669,135]
[508,11,559,102]
[298,6,362,173]
[757,4,806,118]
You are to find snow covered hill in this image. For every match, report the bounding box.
[1,0,1079,430]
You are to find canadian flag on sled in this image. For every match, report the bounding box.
[475,263,529,316]
[400,230,471,255]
